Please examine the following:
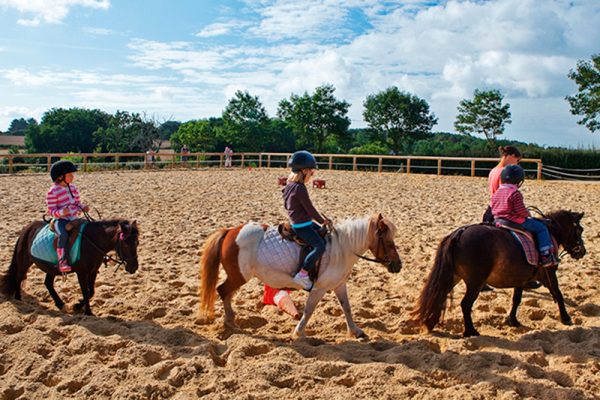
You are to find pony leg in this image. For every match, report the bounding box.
[44,273,65,310]
[293,287,327,338]
[75,273,93,316]
[461,285,482,337]
[217,278,244,329]
[334,283,366,339]
[506,287,524,327]
[75,270,97,313]
[544,271,572,325]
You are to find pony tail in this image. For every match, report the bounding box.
[0,235,24,297]
[411,228,464,331]
[198,228,228,321]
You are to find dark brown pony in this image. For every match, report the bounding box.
[413,210,586,337]
[0,219,139,315]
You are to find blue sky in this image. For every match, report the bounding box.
[0,0,599,148]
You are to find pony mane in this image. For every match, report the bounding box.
[328,215,397,266]
[329,217,370,266]
[91,219,139,236]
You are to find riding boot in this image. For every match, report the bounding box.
[56,248,72,273]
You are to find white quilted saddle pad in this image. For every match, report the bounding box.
[256,227,330,273]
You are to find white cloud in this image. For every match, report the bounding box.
[83,27,115,35]
[196,21,251,37]
[0,0,110,25]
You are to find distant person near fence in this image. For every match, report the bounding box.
[224,146,233,168]
[181,145,189,165]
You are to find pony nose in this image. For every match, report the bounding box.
[388,260,402,273]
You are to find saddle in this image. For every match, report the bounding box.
[277,222,329,280]
[30,220,88,265]
[494,218,557,266]
[50,218,85,251]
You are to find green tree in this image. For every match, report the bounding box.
[170,118,221,152]
[25,108,109,153]
[94,111,160,153]
[159,120,181,140]
[219,90,269,151]
[7,118,37,136]
[363,87,437,154]
[277,84,350,152]
[566,54,600,133]
[454,89,512,148]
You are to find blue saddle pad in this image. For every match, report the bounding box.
[30,222,88,265]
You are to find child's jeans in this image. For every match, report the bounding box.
[292,222,326,272]
[519,218,552,253]
[55,218,70,249]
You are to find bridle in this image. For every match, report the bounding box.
[82,225,136,272]
[529,206,585,259]
[355,229,392,266]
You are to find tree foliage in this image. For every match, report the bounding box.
[455,89,512,148]
[363,87,437,154]
[566,54,600,133]
[169,118,222,152]
[277,84,350,152]
[94,111,160,153]
[7,118,37,136]
[25,108,109,153]
[219,90,270,151]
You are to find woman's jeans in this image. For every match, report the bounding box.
[520,218,552,253]
[55,218,69,249]
[292,223,326,272]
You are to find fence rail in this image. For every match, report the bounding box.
[0,152,543,180]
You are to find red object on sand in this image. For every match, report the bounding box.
[263,284,281,305]
[313,179,326,189]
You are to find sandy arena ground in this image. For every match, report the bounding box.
[0,168,599,399]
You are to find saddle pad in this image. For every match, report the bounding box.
[30,223,87,265]
[509,231,538,266]
[497,226,559,266]
[256,227,330,273]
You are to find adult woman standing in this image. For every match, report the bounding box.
[482,146,541,290]
[483,146,522,223]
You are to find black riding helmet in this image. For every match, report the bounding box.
[501,165,525,185]
[50,160,77,182]
[288,150,317,172]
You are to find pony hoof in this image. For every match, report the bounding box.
[463,330,480,338]
[506,317,521,328]
[224,320,240,330]
[562,317,573,326]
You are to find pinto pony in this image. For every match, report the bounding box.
[199,214,402,338]
[0,219,140,315]
[413,210,586,337]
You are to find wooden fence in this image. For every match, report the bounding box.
[0,152,543,180]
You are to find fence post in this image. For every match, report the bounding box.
[267,154,271,168]
[47,156,51,172]
[378,157,382,173]
[471,160,475,177]
[353,156,357,172]
[84,155,88,172]
[219,155,223,168]
[241,154,245,168]
[8,155,13,174]
[407,158,411,175]
[329,156,333,170]
[115,155,119,170]
[437,159,442,176]
[258,154,262,168]
[537,161,542,181]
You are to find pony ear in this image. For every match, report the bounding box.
[576,212,584,221]
[119,221,130,233]
[378,219,388,231]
